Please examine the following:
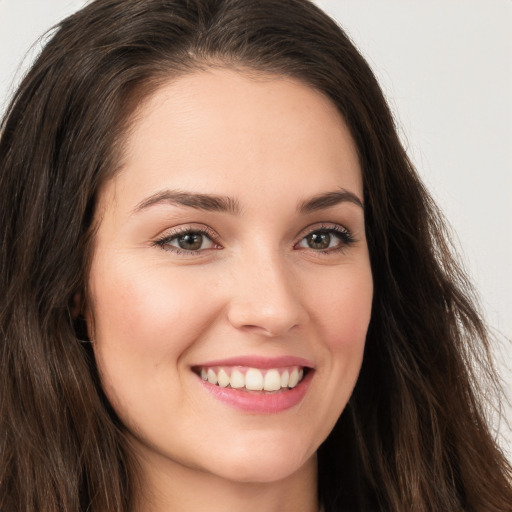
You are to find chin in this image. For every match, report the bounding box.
[213,456,313,484]
[201,435,316,484]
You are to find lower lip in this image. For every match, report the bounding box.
[196,370,313,414]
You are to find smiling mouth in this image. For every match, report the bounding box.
[193,366,307,393]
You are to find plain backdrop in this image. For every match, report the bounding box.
[1,0,511,456]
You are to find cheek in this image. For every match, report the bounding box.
[296,262,372,443]
[89,262,217,356]
[305,261,371,417]
[87,260,224,427]
[307,263,373,353]
[86,260,223,415]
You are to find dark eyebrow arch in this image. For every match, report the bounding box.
[133,189,241,215]
[297,189,364,213]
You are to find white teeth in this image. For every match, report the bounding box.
[230,369,245,388]
[217,368,230,388]
[245,368,264,391]
[207,368,217,385]
[199,365,307,391]
[288,368,299,388]
[264,369,281,391]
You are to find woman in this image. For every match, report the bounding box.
[0,0,510,510]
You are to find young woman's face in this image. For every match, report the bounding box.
[87,69,373,485]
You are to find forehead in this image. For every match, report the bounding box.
[99,68,362,212]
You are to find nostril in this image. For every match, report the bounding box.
[227,304,303,337]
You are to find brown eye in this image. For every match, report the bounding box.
[177,233,204,251]
[306,232,331,250]
[296,226,354,252]
[156,229,217,253]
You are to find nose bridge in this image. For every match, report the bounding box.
[226,241,305,336]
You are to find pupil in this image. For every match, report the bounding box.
[178,233,203,250]
[308,232,330,249]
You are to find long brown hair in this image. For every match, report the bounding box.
[1,1,510,510]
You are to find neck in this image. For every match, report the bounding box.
[132,447,320,512]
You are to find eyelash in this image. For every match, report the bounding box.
[153,224,355,255]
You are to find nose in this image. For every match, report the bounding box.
[226,249,307,337]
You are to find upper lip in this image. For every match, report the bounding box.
[192,355,315,369]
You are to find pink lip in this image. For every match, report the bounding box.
[193,355,315,370]
[194,368,314,414]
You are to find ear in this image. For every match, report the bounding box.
[71,292,94,343]
[71,292,83,319]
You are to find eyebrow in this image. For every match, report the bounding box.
[133,190,242,215]
[297,189,364,213]
[132,187,363,215]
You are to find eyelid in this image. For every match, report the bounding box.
[296,222,351,239]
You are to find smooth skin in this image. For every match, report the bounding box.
[86,68,373,512]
